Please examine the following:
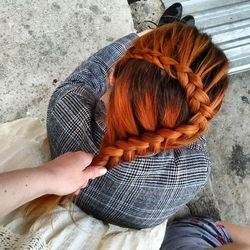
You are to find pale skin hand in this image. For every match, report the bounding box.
[0,151,107,217]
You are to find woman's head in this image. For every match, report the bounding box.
[93,22,229,168]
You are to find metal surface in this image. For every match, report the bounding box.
[162,0,250,74]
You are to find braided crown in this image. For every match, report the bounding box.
[92,25,229,169]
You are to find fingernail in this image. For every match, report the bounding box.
[99,167,107,175]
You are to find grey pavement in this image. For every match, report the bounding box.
[0,0,134,124]
[208,71,250,226]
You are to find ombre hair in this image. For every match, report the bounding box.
[25,22,229,217]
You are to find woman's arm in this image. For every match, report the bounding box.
[0,151,106,217]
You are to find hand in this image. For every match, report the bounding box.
[38,151,107,196]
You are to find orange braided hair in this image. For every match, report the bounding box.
[25,23,229,217]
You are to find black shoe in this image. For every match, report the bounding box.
[181,15,195,27]
[127,0,140,4]
[158,2,183,27]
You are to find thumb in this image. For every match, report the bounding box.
[82,166,107,180]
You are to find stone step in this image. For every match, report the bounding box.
[162,0,250,74]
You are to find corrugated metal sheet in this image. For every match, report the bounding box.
[162,0,250,74]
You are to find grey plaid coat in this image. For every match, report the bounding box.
[47,33,211,229]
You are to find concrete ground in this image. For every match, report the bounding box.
[208,71,250,226]
[0,0,249,227]
[0,0,134,125]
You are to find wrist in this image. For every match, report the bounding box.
[35,165,56,195]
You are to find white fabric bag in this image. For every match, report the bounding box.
[0,118,166,250]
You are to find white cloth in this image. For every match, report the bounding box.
[0,118,166,250]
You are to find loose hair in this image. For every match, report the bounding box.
[25,23,229,217]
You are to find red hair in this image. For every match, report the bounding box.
[25,23,229,216]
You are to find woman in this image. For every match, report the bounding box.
[25,12,229,229]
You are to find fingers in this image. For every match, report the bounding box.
[73,167,107,195]
[75,167,107,195]
[82,166,107,181]
[73,151,94,170]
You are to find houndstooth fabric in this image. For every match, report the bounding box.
[47,33,211,229]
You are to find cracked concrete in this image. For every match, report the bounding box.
[208,71,250,226]
[0,0,134,124]
[129,0,164,31]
